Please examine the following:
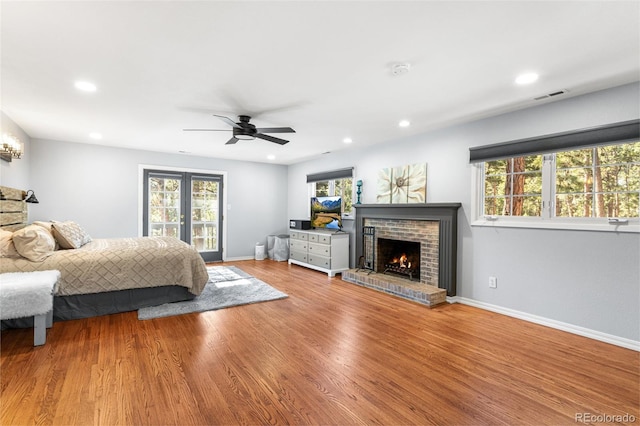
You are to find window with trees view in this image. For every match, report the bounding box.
[482,141,640,220]
[312,178,353,215]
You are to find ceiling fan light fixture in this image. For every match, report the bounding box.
[235,134,255,140]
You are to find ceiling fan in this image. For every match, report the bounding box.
[183,115,295,145]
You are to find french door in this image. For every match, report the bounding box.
[143,169,223,262]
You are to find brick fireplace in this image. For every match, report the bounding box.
[369,219,439,285]
[343,203,461,305]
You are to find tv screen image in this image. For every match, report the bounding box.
[310,196,342,229]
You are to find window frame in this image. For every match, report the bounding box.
[472,149,639,233]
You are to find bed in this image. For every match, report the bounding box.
[0,186,209,325]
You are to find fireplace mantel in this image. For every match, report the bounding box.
[353,203,462,296]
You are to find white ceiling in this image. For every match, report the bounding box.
[1,1,638,165]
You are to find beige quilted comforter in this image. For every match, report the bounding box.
[0,237,209,296]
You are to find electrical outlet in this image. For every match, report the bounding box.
[489,276,497,289]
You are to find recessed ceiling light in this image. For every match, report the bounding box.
[515,72,539,85]
[89,132,102,140]
[267,154,276,160]
[343,138,353,144]
[75,81,97,92]
[399,120,410,128]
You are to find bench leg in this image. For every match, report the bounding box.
[34,314,47,346]
[46,309,53,328]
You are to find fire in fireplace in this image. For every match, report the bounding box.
[377,238,421,281]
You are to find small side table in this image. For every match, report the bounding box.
[0,270,61,346]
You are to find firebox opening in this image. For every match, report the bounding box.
[377,238,421,281]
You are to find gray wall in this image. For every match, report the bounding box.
[0,111,31,190]
[287,82,640,342]
[28,139,289,259]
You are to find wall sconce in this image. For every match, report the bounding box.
[1,133,23,162]
[24,190,39,204]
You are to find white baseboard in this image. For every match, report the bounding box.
[222,256,255,262]
[222,256,290,262]
[447,296,639,352]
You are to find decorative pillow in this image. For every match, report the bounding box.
[0,229,21,258]
[32,221,60,250]
[11,225,56,262]
[51,221,92,249]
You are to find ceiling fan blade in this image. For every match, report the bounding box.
[183,129,228,132]
[255,133,289,145]
[255,127,296,134]
[213,114,242,128]
[225,137,240,145]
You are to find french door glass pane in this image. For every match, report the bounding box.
[191,178,219,252]
[148,176,182,239]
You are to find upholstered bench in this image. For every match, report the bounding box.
[0,270,61,346]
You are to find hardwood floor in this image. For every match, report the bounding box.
[1,260,638,425]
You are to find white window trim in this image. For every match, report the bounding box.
[471,163,640,233]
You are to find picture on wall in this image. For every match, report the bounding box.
[376,163,427,204]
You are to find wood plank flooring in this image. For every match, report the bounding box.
[1,260,638,425]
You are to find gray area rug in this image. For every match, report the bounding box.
[138,266,288,320]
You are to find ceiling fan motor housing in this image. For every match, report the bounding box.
[234,116,257,139]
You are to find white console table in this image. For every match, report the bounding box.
[288,229,349,277]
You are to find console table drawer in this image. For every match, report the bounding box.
[290,231,308,241]
[290,239,308,251]
[290,250,308,263]
[308,254,331,269]
[308,242,330,256]
[308,234,331,244]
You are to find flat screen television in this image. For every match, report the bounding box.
[310,196,342,230]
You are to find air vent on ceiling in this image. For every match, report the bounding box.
[534,89,569,101]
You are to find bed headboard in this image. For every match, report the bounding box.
[0,186,27,231]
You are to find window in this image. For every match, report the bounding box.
[555,144,639,218]
[307,167,354,217]
[471,120,640,232]
[481,142,639,219]
[311,178,354,215]
[484,155,543,216]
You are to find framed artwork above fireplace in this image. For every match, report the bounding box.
[376,162,427,204]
